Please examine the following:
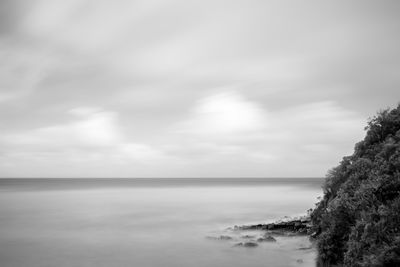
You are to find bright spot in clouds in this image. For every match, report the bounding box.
[177,91,266,135]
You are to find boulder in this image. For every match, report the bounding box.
[257,235,276,242]
[234,242,258,247]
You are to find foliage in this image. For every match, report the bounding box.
[311,104,400,266]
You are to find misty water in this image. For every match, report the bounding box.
[0,178,323,267]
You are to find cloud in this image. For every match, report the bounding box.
[175,91,267,136]
[0,107,168,177]
[4,108,121,148]
[0,96,369,177]
[0,1,399,177]
[164,92,365,176]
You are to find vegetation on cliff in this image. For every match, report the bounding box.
[311,104,400,266]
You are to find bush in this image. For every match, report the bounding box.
[311,104,400,266]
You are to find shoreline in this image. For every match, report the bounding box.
[206,215,318,265]
[207,214,316,247]
[231,215,313,235]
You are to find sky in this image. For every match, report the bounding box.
[0,0,400,178]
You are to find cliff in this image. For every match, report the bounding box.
[311,104,400,266]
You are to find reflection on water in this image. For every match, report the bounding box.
[0,178,322,267]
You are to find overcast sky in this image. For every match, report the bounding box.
[0,0,399,178]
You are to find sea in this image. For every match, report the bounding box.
[0,178,323,267]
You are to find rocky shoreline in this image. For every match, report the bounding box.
[232,215,313,236]
[206,215,315,249]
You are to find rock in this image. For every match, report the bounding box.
[257,235,276,242]
[296,259,303,264]
[243,242,258,247]
[234,215,312,235]
[234,242,258,247]
[297,246,312,250]
[206,235,233,240]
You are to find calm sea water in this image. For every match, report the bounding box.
[0,178,323,267]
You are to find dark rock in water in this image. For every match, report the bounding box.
[244,242,258,247]
[257,235,276,242]
[297,246,312,250]
[234,242,258,247]
[206,235,233,240]
[296,259,303,264]
[241,235,255,239]
[234,216,312,235]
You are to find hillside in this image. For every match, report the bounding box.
[311,104,400,266]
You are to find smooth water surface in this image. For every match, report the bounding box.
[0,178,323,267]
